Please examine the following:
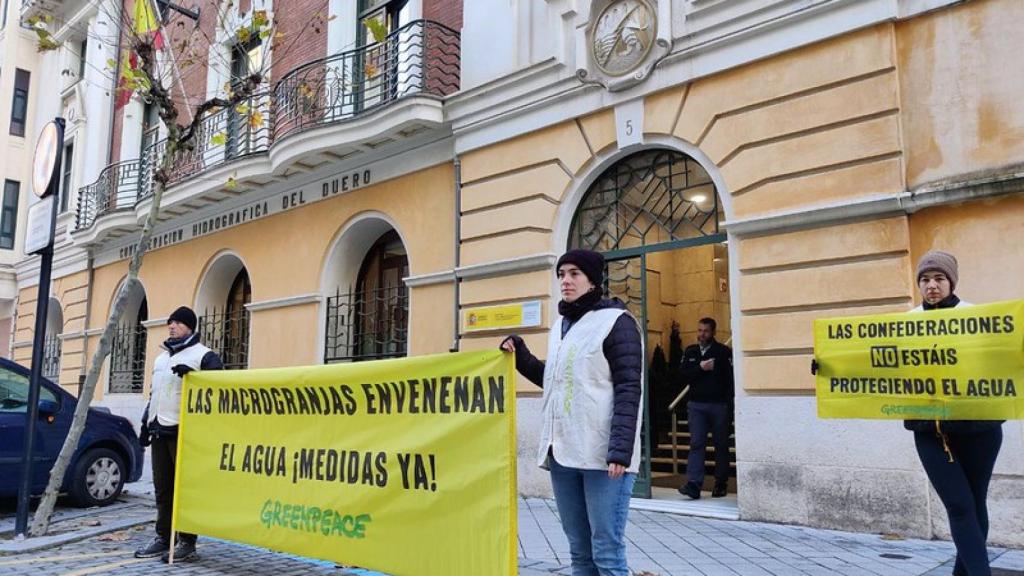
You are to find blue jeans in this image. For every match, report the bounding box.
[549,456,635,576]
[915,426,1002,576]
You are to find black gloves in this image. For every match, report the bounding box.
[172,364,194,377]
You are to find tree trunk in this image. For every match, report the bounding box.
[30,159,171,536]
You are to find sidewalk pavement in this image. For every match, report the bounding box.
[3,488,1024,575]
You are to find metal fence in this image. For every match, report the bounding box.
[324,285,408,363]
[75,19,461,231]
[109,324,147,393]
[41,335,61,381]
[198,308,250,370]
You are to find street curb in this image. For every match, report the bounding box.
[0,513,152,555]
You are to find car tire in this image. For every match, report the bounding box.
[68,448,126,507]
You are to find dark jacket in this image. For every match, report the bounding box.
[678,339,733,404]
[904,294,1003,435]
[502,298,643,467]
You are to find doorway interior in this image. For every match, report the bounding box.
[568,148,737,508]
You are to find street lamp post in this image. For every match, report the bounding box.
[14,118,65,539]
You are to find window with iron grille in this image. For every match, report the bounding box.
[109,298,148,394]
[41,335,61,382]
[325,231,408,363]
[199,269,251,370]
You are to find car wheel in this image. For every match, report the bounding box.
[69,448,125,507]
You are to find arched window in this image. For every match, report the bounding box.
[325,230,408,362]
[110,287,148,394]
[221,269,252,370]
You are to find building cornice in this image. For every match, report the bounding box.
[726,167,1024,237]
[448,0,963,155]
[245,293,321,312]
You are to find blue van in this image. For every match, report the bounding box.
[0,358,143,507]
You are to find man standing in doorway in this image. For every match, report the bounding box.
[678,317,733,500]
[134,306,223,562]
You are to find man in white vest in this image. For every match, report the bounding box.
[134,306,223,563]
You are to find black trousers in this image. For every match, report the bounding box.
[914,426,1002,576]
[686,401,731,487]
[151,433,196,545]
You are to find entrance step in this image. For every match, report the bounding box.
[631,487,739,520]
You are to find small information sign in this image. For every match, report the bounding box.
[463,301,543,332]
[25,197,55,255]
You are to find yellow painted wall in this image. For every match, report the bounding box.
[15,163,455,397]
[457,23,914,394]
[14,270,91,392]
[909,194,1024,305]
[897,0,1024,187]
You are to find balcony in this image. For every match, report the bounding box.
[73,19,460,243]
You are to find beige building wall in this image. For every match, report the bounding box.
[454,2,1023,544]
[898,0,1024,188]
[15,163,455,399]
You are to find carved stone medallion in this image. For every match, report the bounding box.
[591,0,655,77]
[578,0,672,92]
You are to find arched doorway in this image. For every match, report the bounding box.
[195,253,251,370]
[109,280,148,393]
[322,220,409,363]
[568,148,733,500]
[41,298,63,381]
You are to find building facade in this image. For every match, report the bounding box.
[12,0,1024,547]
[0,0,45,359]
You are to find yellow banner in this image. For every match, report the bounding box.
[172,350,517,575]
[814,300,1024,419]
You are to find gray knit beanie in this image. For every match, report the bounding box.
[916,251,958,290]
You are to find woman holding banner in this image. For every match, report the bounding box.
[906,251,1003,576]
[500,249,643,576]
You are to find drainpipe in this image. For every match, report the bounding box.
[450,156,461,353]
[106,0,125,165]
[78,253,95,397]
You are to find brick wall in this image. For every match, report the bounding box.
[424,0,463,32]
[270,0,329,83]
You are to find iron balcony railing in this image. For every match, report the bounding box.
[324,285,408,363]
[75,159,142,230]
[74,20,460,231]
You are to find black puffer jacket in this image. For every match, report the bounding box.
[502,297,643,467]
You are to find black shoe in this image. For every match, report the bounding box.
[712,484,728,498]
[134,537,169,558]
[161,540,197,563]
[678,482,701,500]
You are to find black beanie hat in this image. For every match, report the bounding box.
[167,306,198,333]
[556,249,605,287]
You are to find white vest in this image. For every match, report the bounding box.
[150,337,213,426]
[537,308,644,473]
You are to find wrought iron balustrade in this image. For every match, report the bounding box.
[75,160,142,230]
[273,19,460,141]
[324,285,408,363]
[198,308,250,371]
[109,323,148,393]
[75,20,459,232]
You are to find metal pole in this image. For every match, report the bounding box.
[15,118,64,539]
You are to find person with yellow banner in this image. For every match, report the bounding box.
[906,251,1003,576]
[500,249,643,576]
